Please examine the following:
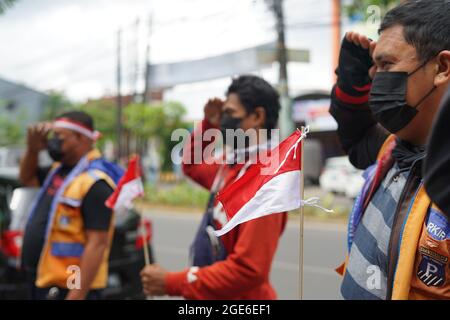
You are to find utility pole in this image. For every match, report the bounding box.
[143,15,153,104]
[332,0,341,82]
[116,29,123,163]
[270,0,294,139]
[132,18,140,102]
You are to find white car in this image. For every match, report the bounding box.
[319,156,365,199]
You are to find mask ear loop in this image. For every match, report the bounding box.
[407,59,429,77]
[407,58,438,110]
[413,85,437,110]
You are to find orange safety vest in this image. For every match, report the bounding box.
[29,149,116,289]
[338,136,450,300]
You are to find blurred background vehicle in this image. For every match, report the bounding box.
[303,139,323,185]
[319,156,364,199]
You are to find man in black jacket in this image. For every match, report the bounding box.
[424,88,450,218]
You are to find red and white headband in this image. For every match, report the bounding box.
[53,118,101,141]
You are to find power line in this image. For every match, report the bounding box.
[5,1,282,100]
[6,9,237,79]
[286,20,340,30]
[21,47,116,84]
[6,38,113,72]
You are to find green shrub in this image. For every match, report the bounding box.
[144,181,209,208]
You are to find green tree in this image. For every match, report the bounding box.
[344,0,400,20]
[0,0,17,15]
[124,101,189,171]
[42,91,75,120]
[77,99,189,172]
[79,98,116,150]
[0,100,26,146]
[157,102,189,172]
[0,115,23,146]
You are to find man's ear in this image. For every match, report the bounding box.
[253,106,267,129]
[77,133,91,146]
[434,50,450,86]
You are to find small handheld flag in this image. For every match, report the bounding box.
[105,155,151,265]
[105,154,144,214]
[214,127,331,237]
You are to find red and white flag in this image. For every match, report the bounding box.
[105,155,144,213]
[214,129,319,237]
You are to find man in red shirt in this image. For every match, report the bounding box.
[141,75,288,299]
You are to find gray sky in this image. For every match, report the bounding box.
[0,0,374,120]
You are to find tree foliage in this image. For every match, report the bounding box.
[43,91,75,120]
[0,0,17,15]
[0,115,23,146]
[79,98,116,148]
[124,101,189,171]
[77,99,189,171]
[344,0,400,20]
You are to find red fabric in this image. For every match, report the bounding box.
[1,230,22,258]
[165,213,287,300]
[217,131,302,220]
[135,218,152,249]
[170,119,288,300]
[335,86,370,105]
[182,119,221,190]
[352,84,371,92]
[105,155,142,209]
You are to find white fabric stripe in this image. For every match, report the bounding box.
[346,243,388,300]
[427,276,438,285]
[274,131,305,174]
[59,197,82,207]
[114,178,144,212]
[53,121,100,141]
[214,170,301,237]
[362,202,391,255]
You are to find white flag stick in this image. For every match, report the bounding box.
[299,126,306,301]
[137,210,153,300]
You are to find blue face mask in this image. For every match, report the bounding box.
[369,61,436,133]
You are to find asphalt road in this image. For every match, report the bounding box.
[144,210,347,300]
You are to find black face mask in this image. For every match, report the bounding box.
[219,114,246,148]
[369,62,437,133]
[47,136,65,162]
[220,114,242,132]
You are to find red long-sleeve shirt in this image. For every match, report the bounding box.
[165,119,287,300]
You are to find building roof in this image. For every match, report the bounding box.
[0,76,48,99]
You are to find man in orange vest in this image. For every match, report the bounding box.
[20,111,122,300]
[330,0,450,299]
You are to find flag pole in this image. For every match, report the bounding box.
[299,126,306,300]
[141,216,151,266]
[140,214,154,300]
[134,154,151,266]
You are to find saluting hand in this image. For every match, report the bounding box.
[204,98,224,127]
[27,122,52,153]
